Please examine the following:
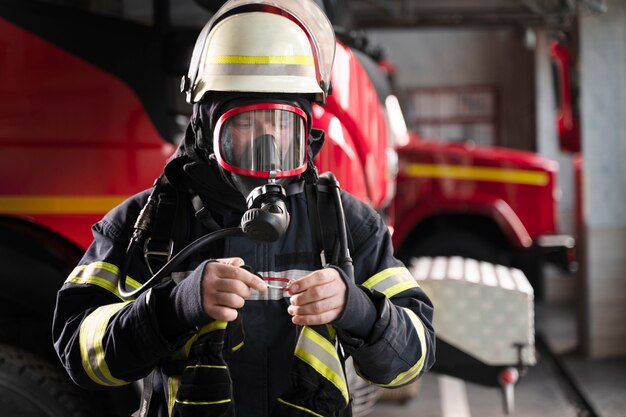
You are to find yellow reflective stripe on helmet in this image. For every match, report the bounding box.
[79,302,130,386]
[362,267,419,298]
[276,398,324,417]
[378,308,428,387]
[295,327,349,404]
[209,55,314,66]
[66,262,141,300]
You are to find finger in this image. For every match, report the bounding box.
[212,263,268,292]
[290,274,346,306]
[289,281,334,306]
[231,267,268,292]
[204,305,239,322]
[288,296,343,317]
[213,291,246,309]
[215,257,245,267]
[288,269,338,295]
[213,278,252,299]
[291,308,343,326]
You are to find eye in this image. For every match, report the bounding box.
[231,114,252,129]
[280,115,291,129]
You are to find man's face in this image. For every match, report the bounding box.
[214,103,308,178]
[227,110,293,166]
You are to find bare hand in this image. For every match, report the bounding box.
[201,257,267,321]
[287,268,347,325]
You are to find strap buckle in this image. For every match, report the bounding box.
[144,237,174,275]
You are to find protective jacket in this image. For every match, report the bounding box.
[52,139,436,417]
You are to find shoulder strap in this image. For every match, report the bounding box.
[305,179,353,268]
[305,183,326,265]
[143,176,185,275]
[143,171,224,275]
[142,156,192,275]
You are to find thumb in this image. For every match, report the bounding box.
[216,257,246,267]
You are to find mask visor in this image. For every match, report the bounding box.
[214,103,308,178]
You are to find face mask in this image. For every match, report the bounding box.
[213,102,309,240]
[213,103,308,180]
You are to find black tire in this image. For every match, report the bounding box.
[403,229,507,266]
[0,343,104,417]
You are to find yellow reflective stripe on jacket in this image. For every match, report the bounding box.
[379,308,428,387]
[362,267,419,298]
[175,399,232,406]
[168,376,181,416]
[66,262,142,300]
[183,320,228,357]
[79,302,130,386]
[295,327,349,404]
[277,398,324,417]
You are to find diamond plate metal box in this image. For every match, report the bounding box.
[410,256,536,366]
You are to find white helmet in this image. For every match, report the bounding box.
[181,0,335,104]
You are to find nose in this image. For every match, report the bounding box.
[253,134,279,171]
[254,117,280,133]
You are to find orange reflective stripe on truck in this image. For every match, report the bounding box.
[402,163,549,186]
[0,195,127,214]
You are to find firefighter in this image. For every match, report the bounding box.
[52,1,435,416]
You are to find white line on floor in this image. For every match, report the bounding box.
[439,375,471,417]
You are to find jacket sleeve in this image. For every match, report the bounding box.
[332,192,436,388]
[52,192,208,390]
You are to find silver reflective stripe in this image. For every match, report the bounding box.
[295,327,349,404]
[204,63,316,77]
[79,302,130,386]
[362,267,419,298]
[65,262,142,299]
[248,268,313,301]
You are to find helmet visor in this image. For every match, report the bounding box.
[214,103,308,178]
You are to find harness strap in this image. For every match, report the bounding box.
[305,184,325,266]
[189,193,221,231]
[305,181,353,268]
[317,181,341,266]
[144,187,177,275]
[132,370,156,417]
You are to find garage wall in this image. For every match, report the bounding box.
[366,28,536,150]
[579,0,626,358]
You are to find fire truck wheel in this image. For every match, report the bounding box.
[406,229,506,265]
[0,343,104,417]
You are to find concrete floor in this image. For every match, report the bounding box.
[368,301,626,417]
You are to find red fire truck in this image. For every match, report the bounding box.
[0,1,572,415]
[393,132,573,288]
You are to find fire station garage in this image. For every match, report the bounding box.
[0,0,625,417]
